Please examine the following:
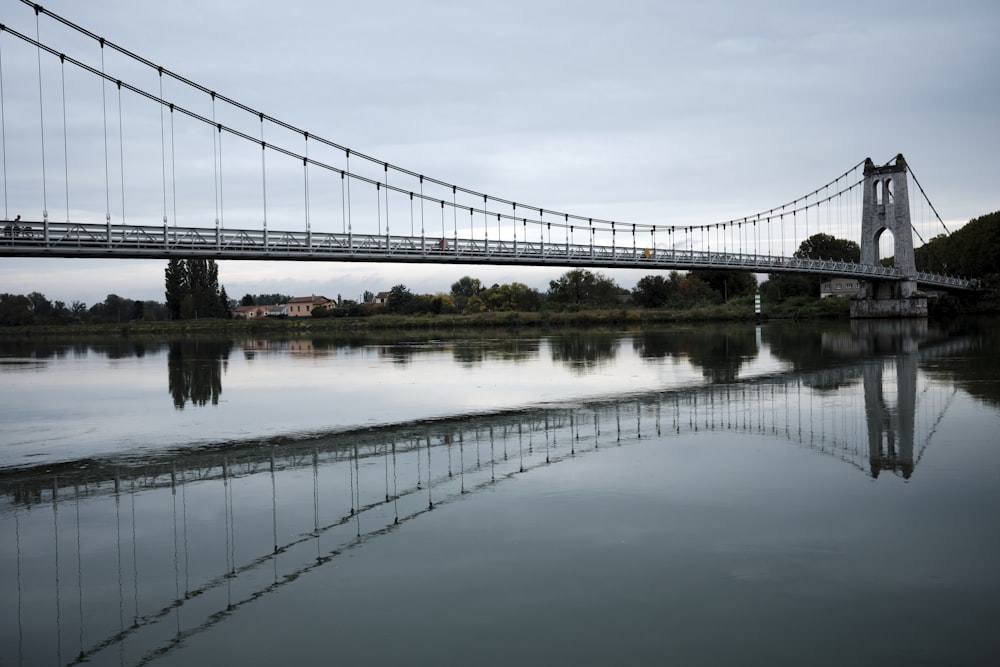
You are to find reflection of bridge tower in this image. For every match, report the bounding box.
[851,154,928,318]
[863,354,917,478]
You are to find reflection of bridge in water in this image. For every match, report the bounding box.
[0,328,970,665]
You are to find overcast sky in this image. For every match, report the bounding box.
[1,0,997,306]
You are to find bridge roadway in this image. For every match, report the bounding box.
[1,219,974,290]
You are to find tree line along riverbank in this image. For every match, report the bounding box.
[0,297,863,339]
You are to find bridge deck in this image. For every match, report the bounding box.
[1,220,973,290]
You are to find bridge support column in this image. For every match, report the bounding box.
[851,154,927,318]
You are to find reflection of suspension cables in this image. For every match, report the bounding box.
[426,436,433,510]
[130,478,139,627]
[355,445,363,534]
[15,504,23,661]
[459,432,466,493]
[76,485,84,659]
[54,480,63,665]
[313,449,321,560]
[115,473,124,635]
[171,468,180,635]
[914,387,958,466]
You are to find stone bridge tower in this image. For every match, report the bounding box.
[851,154,927,318]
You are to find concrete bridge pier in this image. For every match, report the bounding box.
[851,154,928,318]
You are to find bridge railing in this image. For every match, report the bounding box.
[915,271,975,289]
[1,220,973,289]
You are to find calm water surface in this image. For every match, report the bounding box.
[1,320,999,665]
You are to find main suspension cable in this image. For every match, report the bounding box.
[21,1,866,237]
[906,163,951,236]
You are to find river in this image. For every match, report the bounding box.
[2,319,999,665]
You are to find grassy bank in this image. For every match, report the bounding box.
[1,300,797,339]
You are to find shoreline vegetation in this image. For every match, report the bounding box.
[0,297,858,338]
[4,213,997,338]
[0,295,991,340]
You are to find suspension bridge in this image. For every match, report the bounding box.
[0,3,975,317]
[0,327,970,665]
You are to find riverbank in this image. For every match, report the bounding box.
[0,298,859,338]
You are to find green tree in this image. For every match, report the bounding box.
[164,259,187,320]
[27,292,53,319]
[386,284,414,313]
[688,270,757,302]
[547,269,620,308]
[165,260,186,314]
[632,274,675,308]
[88,294,132,324]
[794,233,860,262]
[915,211,1000,280]
[450,276,483,312]
[218,286,232,319]
[675,273,722,307]
[762,233,860,301]
[164,259,229,320]
[0,293,33,326]
[480,282,542,312]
